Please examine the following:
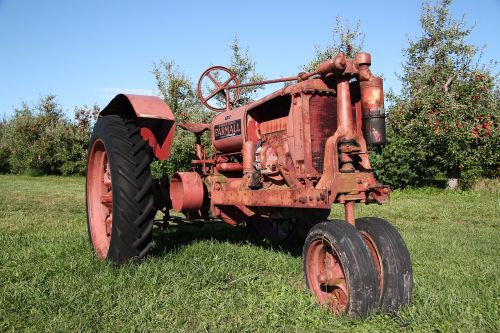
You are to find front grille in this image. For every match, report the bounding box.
[309,94,337,173]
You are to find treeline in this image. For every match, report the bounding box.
[0,95,98,176]
[153,1,499,189]
[370,0,499,188]
[1,0,498,188]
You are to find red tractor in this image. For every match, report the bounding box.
[86,51,413,317]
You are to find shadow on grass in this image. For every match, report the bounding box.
[150,222,304,258]
[422,178,448,188]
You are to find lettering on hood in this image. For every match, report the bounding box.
[214,119,241,140]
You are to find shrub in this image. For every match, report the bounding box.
[2,95,98,176]
[0,116,11,173]
[370,130,431,189]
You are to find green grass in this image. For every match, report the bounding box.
[0,175,499,332]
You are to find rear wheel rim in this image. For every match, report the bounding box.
[87,139,113,260]
[305,238,349,314]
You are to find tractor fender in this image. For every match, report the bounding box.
[100,94,176,160]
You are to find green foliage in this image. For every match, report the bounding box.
[0,116,10,173]
[1,95,98,176]
[151,60,212,178]
[60,105,100,175]
[303,16,365,71]
[382,0,499,187]
[370,128,430,188]
[228,36,265,106]
[152,60,202,122]
[151,38,264,178]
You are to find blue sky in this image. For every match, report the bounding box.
[0,0,498,117]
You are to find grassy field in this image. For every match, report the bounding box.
[0,175,498,332]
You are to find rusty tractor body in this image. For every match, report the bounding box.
[86,51,413,318]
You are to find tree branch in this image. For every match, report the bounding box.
[442,71,459,94]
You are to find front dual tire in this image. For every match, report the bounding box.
[303,218,413,317]
[356,217,413,312]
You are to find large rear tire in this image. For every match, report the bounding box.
[303,221,379,318]
[355,217,413,312]
[86,115,154,264]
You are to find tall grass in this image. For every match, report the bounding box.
[0,175,498,332]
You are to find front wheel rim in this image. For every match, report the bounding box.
[305,238,349,314]
[87,139,113,260]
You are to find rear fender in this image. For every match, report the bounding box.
[100,94,176,160]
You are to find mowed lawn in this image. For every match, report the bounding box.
[0,175,498,332]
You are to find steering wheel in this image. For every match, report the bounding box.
[197,66,240,112]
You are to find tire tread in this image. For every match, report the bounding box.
[355,217,413,312]
[86,114,154,263]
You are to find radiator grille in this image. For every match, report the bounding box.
[309,95,337,172]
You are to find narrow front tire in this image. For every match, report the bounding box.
[356,217,413,312]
